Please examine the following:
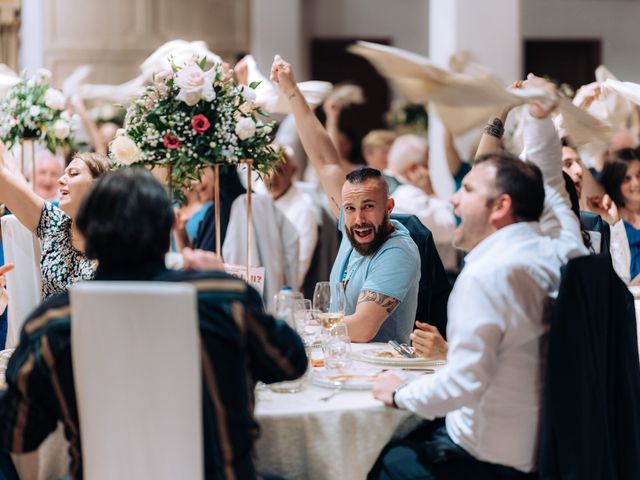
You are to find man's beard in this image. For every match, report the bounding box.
[346,215,391,256]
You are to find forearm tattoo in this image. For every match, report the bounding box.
[357,290,400,315]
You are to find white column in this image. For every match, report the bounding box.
[250,0,306,80]
[19,0,44,73]
[428,0,521,198]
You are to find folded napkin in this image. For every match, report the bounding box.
[327,84,365,107]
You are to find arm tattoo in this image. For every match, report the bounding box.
[357,290,400,315]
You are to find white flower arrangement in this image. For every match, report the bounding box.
[0,69,77,152]
[116,57,281,200]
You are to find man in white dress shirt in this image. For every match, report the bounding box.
[267,147,318,286]
[370,85,588,478]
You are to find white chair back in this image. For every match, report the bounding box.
[1,215,42,348]
[70,282,203,480]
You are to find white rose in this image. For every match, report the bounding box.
[29,105,41,117]
[53,119,70,140]
[109,134,140,165]
[202,83,216,102]
[240,85,257,104]
[35,68,52,85]
[235,117,256,140]
[44,88,65,110]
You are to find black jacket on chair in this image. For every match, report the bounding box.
[539,253,640,480]
[390,214,451,339]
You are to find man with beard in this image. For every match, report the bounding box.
[271,56,420,343]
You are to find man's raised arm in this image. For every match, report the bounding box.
[270,56,348,218]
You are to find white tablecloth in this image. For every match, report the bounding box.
[254,344,433,480]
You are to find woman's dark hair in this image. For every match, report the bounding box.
[474,152,545,222]
[563,171,593,252]
[601,148,640,208]
[76,168,174,271]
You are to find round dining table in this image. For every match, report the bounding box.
[254,343,442,480]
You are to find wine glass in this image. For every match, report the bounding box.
[293,299,318,346]
[313,282,346,331]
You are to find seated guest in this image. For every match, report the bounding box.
[266,146,318,285]
[191,165,246,253]
[271,56,420,344]
[0,168,307,480]
[370,78,587,478]
[0,146,111,298]
[361,130,401,193]
[561,137,584,200]
[386,134,457,266]
[26,151,65,202]
[597,148,640,284]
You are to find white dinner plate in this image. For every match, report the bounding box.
[310,368,380,390]
[356,348,447,367]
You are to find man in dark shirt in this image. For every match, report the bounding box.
[0,168,307,480]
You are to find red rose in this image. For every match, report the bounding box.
[191,114,211,134]
[163,132,180,149]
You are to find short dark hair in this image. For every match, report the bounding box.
[475,152,545,222]
[560,136,576,149]
[601,148,640,208]
[345,167,389,195]
[76,168,174,271]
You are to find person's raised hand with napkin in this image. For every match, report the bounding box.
[271,55,347,217]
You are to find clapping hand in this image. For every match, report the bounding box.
[410,321,448,360]
[586,194,620,225]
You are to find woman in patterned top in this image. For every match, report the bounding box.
[0,144,111,298]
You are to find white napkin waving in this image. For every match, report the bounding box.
[243,54,332,115]
[349,41,611,149]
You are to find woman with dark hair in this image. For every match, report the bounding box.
[0,143,111,298]
[599,148,640,283]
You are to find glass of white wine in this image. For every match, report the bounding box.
[313,281,347,334]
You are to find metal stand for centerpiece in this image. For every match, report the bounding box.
[20,139,36,192]
[166,160,254,283]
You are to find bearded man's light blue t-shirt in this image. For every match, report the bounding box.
[330,211,421,343]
